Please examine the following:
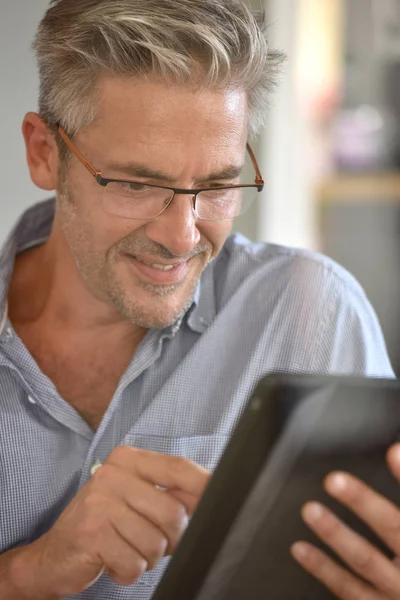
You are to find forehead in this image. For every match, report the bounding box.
[91,76,248,151]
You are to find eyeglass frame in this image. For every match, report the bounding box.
[56,124,265,220]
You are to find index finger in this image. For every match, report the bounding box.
[106,446,210,497]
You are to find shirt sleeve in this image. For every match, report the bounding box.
[312,266,395,378]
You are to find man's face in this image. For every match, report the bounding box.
[57,78,248,329]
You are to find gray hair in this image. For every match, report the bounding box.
[33,0,285,140]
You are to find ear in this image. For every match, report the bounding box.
[22,113,59,191]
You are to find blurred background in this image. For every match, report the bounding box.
[1,0,400,373]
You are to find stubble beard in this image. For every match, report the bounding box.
[102,251,204,329]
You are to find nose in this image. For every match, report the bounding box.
[145,194,201,257]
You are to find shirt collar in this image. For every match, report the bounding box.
[0,199,55,337]
[185,264,216,333]
[0,198,217,337]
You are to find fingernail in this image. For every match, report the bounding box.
[326,472,349,494]
[303,502,324,523]
[291,542,309,561]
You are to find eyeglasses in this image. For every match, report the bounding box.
[57,125,264,221]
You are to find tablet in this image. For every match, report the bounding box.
[152,375,400,600]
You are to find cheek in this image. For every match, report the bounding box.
[92,216,147,260]
[64,174,145,250]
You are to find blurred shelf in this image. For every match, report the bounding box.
[317,172,400,202]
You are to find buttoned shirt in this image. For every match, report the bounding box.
[0,199,394,599]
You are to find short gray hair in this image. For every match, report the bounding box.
[33,0,285,140]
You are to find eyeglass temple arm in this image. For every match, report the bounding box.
[57,125,101,179]
[246,143,264,185]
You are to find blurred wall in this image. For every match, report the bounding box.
[0,1,51,242]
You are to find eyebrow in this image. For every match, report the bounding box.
[105,161,245,184]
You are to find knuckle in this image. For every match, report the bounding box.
[146,536,169,569]
[164,501,189,531]
[109,445,136,462]
[131,557,149,580]
[112,557,148,586]
[91,462,115,484]
[164,507,189,550]
[167,455,191,477]
[352,548,379,574]
[173,503,190,528]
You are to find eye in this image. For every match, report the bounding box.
[122,182,149,192]
[208,183,229,188]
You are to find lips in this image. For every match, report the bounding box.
[126,254,191,285]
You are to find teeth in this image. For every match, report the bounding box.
[150,264,175,271]
[134,257,178,271]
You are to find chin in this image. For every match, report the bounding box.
[110,286,193,329]
[127,304,189,329]
[107,261,202,328]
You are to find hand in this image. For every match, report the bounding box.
[291,444,400,599]
[12,446,210,598]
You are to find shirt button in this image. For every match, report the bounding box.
[4,328,13,342]
[90,461,103,476]
[27,396,37,405]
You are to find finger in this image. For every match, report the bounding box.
[111,506,168,570]
[301,501,400,597]
[107,446,210,496]
[291,541,382,600]
[126,483,189,552]
[387,444,400,483]
[91,465,189,550]
[324,471,400,556]
[98,523,148,587]
[168,488,205,516]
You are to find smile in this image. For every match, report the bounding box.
[134,258,178,272]
[126,254,192,285]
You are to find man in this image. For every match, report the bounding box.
[0,0,399,598]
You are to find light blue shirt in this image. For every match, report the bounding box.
[0,199,394,599]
